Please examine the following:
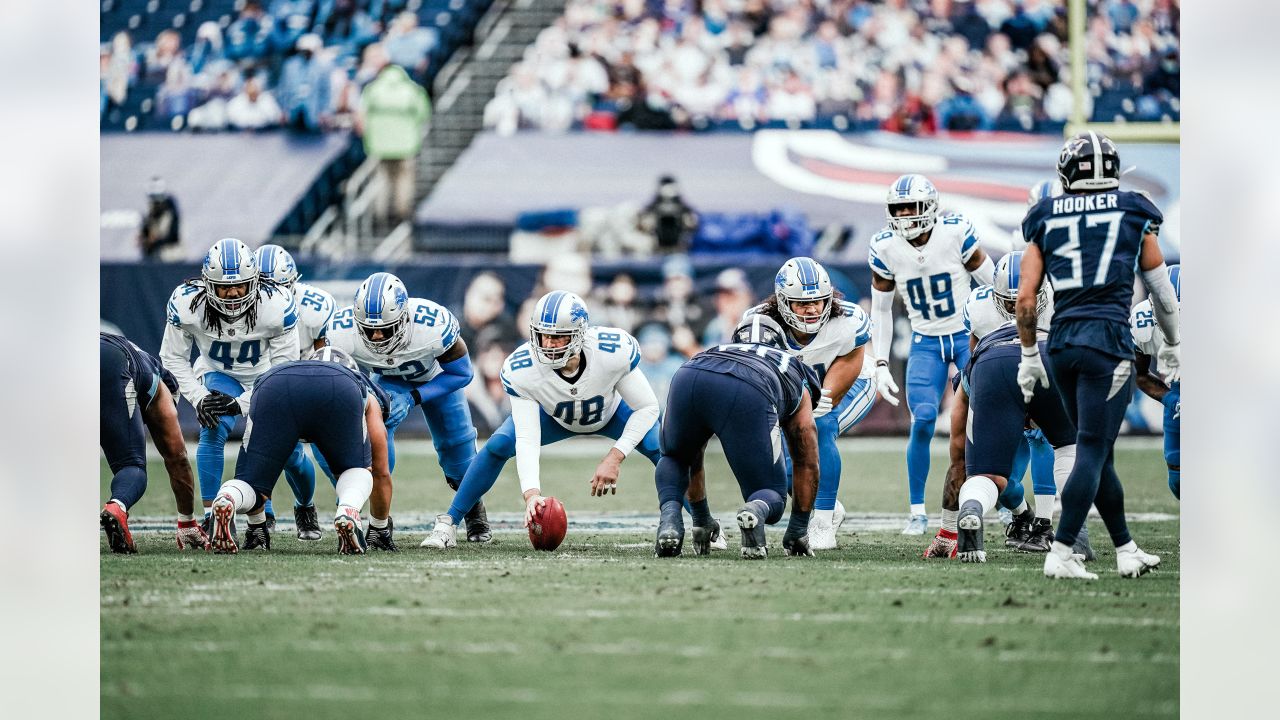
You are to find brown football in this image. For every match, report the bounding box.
[528,496,567,551]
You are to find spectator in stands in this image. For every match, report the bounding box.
[638,175,698,254]
[155,61,198,127]
[355,42,392,87]
[460,272,522,352]
[766,70,818,123]
[1025,34,1061,91]
[951,0,993,51]
[383,11,438,84]
[328,67,362,131]
[466,329,517,437]
[358,58,431,228]
[189,22,227,77]
[186,67,242,131]
[701,268,755,347]
[935,76,992,130]
[227,72,284,131]
[104,31,137,108]
[649,254,708,349]
[277,33,334,132]
[1143,48,1179,100]
[593,274,643,335]
[143,30,186,85]
[883,92,937,136]
[269,0,317,56]
[996,69,1043,131]
[319,0,380,61]
[1107,0,1141,34]
[137,176,181,259]
[227,0,275,62]
[999,2,1041,52]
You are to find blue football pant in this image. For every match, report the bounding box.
[781,377,876,511]
[905,331,970,506]
[377,377,478,483]
[1164,384,1180,499]
[1009,428,1057,498]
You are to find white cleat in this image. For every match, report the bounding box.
[807,513,837,551]
[901,513,928,535]
[1044,550,1098,580]
[832,500,846,532]
[420,515,458,549]
[709,522,729,551]
[1116,545,1161,578]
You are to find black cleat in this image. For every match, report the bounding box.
[264,511,276,531]
[1017,518,1053,553]
[655,501,684,557]
[1073,523,1096,562]
[1004,510,1034,548]
[464,501,492,543]
[956,500,986,563]
[242,522,271,551]
[736,502,768,560]
[294,505,322,541]
[690,518,721,556]
[365,517,400,552]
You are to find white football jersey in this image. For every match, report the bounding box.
[326,298,460,384]
[962,284,1054,340]
[500,326,641,434]
[292,281,336,354]
[868,213,981,336]
[745,301,873,382]
[161,282,299,402]
[1130,299,1175,380]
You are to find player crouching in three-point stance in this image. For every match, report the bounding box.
[655,315,821,559]
[422,291,664,549]
[208,347,392,554]
[1016,132,1180,580]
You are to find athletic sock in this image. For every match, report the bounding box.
[1034,494,1056,521]
[909,503,926,517]
[247,510,267,525]
[689,497,712,527]
[941,509,958,532]
[369,516,389,529]
[1012,499,1029,515]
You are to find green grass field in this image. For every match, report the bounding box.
[101,438,1178,719]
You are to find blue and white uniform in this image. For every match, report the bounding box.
[1130,264,1180,498]
[291,281,336,352]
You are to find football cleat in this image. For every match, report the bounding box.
[956,502,986,563]
[420,515,457,549]
[1074,524,1097,562]
[690,518,720,556]
[807,513,837,551]
[709,519,729,551]
[294,504,322,541]
[1017,518,1053,553]
[242,522,271,551]
[901,513,928,536]
[365,517,399,552]
[997,506,1014,529]
[832,500,846,531]
[656,502,684,557]
[1044,550,1098,580]
[464,501,492,543]
[1004,510,1034,548]
[334,507,367,555]
[923,529,958,559]
[1116,545,1161,578]
[736,504,768,560]
[264,511,276,531]
[210,495,239,554]
[100,502,137,554]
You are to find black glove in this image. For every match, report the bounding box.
[196,391,241,429]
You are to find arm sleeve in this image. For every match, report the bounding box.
[410,354,474,406]
[511,396,543,494]
[1140,264,1180,345]
[612,368,660,458]
[969,254,995,286]
[159,324,208,408]
[870,288,895,362]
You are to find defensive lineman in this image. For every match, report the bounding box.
[1016,132,1179,580]
[868,174,995,534]
[1131,264,1181,499]
[160,238,300,536]
[422,291,664,549]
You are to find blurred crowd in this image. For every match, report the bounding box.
[484,0,1180,134]
[100,0,442,132]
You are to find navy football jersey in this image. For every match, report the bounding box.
[100,331,177,408]
[254,360,390,417]
[961,324,1049,393]
[1022,189,1162,357]
[684,342,820,415]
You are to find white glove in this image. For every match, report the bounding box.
[873,363,900,407]
[1017,346,1050,403]
[1157,341,1180,384]
[812,388,833,417]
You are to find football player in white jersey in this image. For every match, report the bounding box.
[252,244,338,540]
[160,238,300,539]
[868,174,995,535]
[740,257,874,550]
[1132,264,1181,499]
[421,291,663,550]
[326,271,484,547]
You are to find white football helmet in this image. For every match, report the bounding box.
[529,291,589,369]
[256,244,299,288]
[886,174,938,240]
[1027,179,1063,207]
[992,251,1049,321]
[201,238,260,318]
[352,272,411,354]
[774,257,833,334]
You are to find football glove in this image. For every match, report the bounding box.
[1156,341,1180,384]
[1017,346,1050,403]
[873,363,900,407]
[176,519,210,551]
[782,531,814,557]
[387,391,413,428]
[812,388,834,418]
[196,391,239,429]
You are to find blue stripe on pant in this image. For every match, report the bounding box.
[377,377,478,482]
[905,330,970,506]
[446,399,661,524]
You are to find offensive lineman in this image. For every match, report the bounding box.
[421,291,664,550]
[160,238,300,537]
[743,257,875,549]
[1131,264,1181,499]
[868,174,995,535]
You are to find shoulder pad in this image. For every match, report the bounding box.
[167,282,202,327]
[869,228,896,245]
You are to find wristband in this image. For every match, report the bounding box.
[178,516,198,525]
[410,388,423,406]
[1020,345,1039,357]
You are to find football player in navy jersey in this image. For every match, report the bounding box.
[1016,132,1181,580]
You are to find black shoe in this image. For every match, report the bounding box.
[736,502,767,560]
[690,518,720,556]
[464,501,492,543]
[264,511,276,531]
[1073,523,1096,562]
[294,505,322,541]
[1004,510,1034,548]
[366,517,400,552]
[242,522,271,551]
[1017,518,1053,552]
[655,502,684,557]
[956,500,986,563]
